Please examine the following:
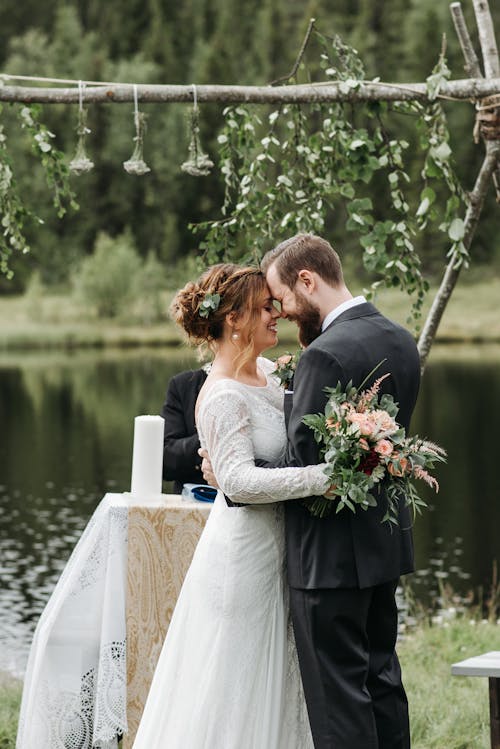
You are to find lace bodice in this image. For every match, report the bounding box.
[196,357,329,504]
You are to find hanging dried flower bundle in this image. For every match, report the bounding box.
[181,85,214,177]
[123,85,151,176]
[69,82,94,175]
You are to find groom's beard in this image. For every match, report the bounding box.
[290,291,322,347]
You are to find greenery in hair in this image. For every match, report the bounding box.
[198,292,221,318]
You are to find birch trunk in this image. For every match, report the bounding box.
[418,0,500,370]
[417,142,500,370]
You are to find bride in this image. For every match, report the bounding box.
[132,263,331,749]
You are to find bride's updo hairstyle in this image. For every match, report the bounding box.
[171,263,267,367]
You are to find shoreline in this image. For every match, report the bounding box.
[2,332,500,353]
[2,277,500,352]
[0,671,22,687]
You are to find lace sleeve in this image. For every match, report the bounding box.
[197,388,329,504]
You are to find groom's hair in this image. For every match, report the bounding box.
[261,233,343,290]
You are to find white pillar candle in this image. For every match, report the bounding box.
[130,415,165,499]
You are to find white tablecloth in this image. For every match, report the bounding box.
[17,494,129,749]
[16,492,212,749]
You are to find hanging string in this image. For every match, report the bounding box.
[0,73,116,86]
[133,84,139,131]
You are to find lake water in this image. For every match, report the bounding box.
[1,344,499,676]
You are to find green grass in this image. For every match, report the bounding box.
[1,618,498,747]
[0,675,22,749]
[399,618,499,749]
[373,276,500,343]
[1,276,500,351]
[0,290,182,350]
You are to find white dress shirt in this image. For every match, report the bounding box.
[321,295,367,332]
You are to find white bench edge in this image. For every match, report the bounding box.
[451,651,500,677]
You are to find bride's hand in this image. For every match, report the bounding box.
[198,448,219,489]
[323,483,337,500]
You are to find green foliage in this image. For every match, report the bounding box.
[74,230,142,317]
[192,33,467,325]
[18,104,78,217]
[0,109,35,279]
[416,45,470,270]
[134,250,167,323]
[0,102,77,278]
[23,268,45,320]
[0,0,499,291]
[0,679,22,749]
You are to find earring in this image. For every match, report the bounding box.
[231,332,239,341]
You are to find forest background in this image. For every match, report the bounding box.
[0,0,499,300]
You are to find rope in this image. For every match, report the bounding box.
[475,95,500,140]
[133,84,139,130]
[1,73,119,87]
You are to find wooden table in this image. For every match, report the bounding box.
[452,651,500,749]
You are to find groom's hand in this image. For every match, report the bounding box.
[198,447,219,489]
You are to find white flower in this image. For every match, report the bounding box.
[123,158,151,176]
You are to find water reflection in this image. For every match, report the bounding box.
[0,345,499,675]
[410,355,500,610]
[0,349,194,675]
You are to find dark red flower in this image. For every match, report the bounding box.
[358,449,380,476]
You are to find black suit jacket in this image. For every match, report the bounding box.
[161,368,208,494]
[284,303,420,590]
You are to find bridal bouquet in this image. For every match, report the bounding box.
[303,366,446,523]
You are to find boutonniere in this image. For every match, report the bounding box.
[272,350,302,388]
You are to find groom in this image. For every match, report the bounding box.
[260,233,420,748]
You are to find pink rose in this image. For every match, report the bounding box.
[359,416,377,437]
[374,439,393,457]
[276,354,292,367]
[376,413,398,435]
[382,414,397,429]
[348,412,374,436]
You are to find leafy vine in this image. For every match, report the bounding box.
[191,32,466,326]
[0,103,78,276]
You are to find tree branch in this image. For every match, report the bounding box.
[417,141,500,371]
[450,2,483,78]
[270,18,317,86]
[472,0,500,77]
[1,77,500,105]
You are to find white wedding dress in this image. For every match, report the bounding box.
[132,357,329,749]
